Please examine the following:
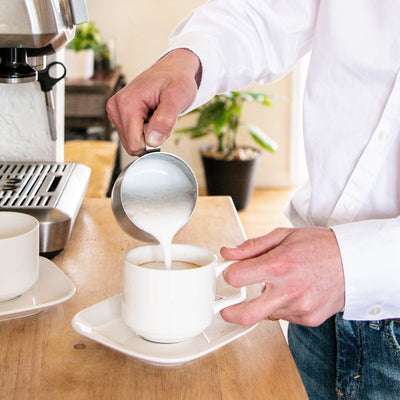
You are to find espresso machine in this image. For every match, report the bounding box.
[0,0,91,256]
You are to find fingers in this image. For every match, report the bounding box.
[220,284,334,328]
[219,227,345,328]
[220,284,285,326]
[221,227,294,260]
[107,81,190,155]
[220,228,296,288]
[106,88,149,156]
[106,48,201,155]
[222,256,274,288]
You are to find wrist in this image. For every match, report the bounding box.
[163,48,202,87]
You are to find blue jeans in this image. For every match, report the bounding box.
[288,313,400,399]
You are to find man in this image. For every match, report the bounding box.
[106,1,400,398]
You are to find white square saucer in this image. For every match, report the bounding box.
[72,294,257,366]
[0,256,76,321]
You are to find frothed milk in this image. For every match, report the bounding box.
[122,157,196,268]
[139,261,200,270]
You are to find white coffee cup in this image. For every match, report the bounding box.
[122,244,246,343]
[0,212,40,301]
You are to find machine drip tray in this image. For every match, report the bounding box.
[0,162,90,254]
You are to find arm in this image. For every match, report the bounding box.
[220,217,400,327]
[107,0,319,154]
[167,0,319,112]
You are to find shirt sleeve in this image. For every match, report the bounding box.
[165,0,319,112]
[332,218,400,320]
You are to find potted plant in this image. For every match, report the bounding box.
[65,22,109,79]
[176,90,278,210]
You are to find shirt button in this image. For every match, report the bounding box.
[344,200,355,211]
[378,131,389,141]
[368,305,383,316]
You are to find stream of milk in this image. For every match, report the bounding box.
[127,198,192,268]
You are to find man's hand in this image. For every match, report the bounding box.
[106,49,202,155]
[220,227,345,327]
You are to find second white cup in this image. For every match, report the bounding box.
[0,211,39,301]
[122,244,246,343]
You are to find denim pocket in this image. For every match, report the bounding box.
[335,317,400,399]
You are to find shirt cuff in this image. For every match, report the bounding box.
[331,218,400,321]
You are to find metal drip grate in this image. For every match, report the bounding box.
[0,162,74,209]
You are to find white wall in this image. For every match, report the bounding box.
[86,0,298,188]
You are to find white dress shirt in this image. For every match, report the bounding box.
[166,0,400,321]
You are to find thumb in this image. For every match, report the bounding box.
[145,80,197,147]
[144,107,177,148]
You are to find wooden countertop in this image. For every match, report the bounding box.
[64,140,118,198]
[0,196,307,400]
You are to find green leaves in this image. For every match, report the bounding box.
[176,90,279,154]
[247,124,278,153]
[237,90,272,107]
[67,22,106,56]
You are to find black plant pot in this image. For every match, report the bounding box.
[201,147,261,210]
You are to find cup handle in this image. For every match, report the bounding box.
[212,260,247,314]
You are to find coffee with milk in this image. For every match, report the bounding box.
[139,261,201,270]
